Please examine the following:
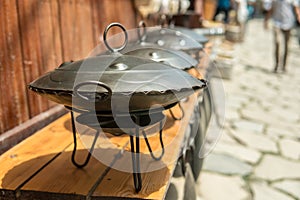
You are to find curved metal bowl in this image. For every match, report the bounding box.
[29,55,207,113]
[75,112,166,136]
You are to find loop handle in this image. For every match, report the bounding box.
[74,81,112,102]
[103,22,128,53]
[137,21,147,42]
[159,14,169,27]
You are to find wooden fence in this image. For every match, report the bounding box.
[0,0,137,135]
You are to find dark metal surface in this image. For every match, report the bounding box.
[123,47,197,70]
[145,28,203,51]
[135,21,203,51]
[27,22,208,194]
[170,26,209,45]
[29,55,207,113]
[75,111,166,136]
[70,111,100,168]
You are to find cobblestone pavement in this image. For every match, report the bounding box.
[196,19,300,200]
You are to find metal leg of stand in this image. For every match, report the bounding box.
[169,102,185,120]
[142,121,165,161]
[130,133,142,193]
[70,111,99,168]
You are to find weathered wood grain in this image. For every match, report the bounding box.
[17,0,49,117]
[0,0,137,136]
[0,114,72,190]
[0,0,29,132]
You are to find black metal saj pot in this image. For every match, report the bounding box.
[28,22,207,192]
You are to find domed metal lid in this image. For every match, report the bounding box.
[92,23,198,70]
[135,21,203,51]
[123,47,197,70]
[29,55,204,94]
[170,26,209,45]
[29,23,207,113]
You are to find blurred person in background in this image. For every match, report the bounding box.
[247,0,256,18]
[214,0,233,23]
[262,0,272,33]
[235,0,249,39]
[264,0,300,73]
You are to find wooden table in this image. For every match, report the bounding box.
[0,93,199,200]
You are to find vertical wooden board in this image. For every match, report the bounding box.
[0,0,29,132]
[58,0,78,60]
[49,0,63,72]
[115,0,136,29]
[0,115,73,190]
[59,0,95,61]
[91,0,137,51]
[91,0,137,52]
[90,0,103,45]
[36,0,63,108]
[101,0,118,34]
[0,1,7,133]
[17,0,49,118]
[75,0,95,58]
[0,0,13,133]
[90,0,117,50]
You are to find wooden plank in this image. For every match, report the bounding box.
[75,0,95,58]
[0,114,73,191]
[92,0,124,51]
[0,95,198,199]
[36,0,62,108]
[19,139,108,199]
[91,95,198,199]
[0,0,29,132]
[100,0,118,29]
[0,1,7,133]
[96,0,136,36]
[58,0,78,60]
[18,125,135,198]
[0,0,139,135]
[90,0,103,45]
[91,0,137,55]
[0,105,66,154]
[17,0,50,117]
[115,0,137,29]
[92,167,171,200]
[59,0,95,61]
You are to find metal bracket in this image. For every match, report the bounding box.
[169,102,185,120]
[70,111,99,168]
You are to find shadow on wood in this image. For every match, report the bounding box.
[1,147,170,199]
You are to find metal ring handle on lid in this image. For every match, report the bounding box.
[103,22,128,53]
[74,81,112,102]
[159,14,169,28]
[137,21,147,42]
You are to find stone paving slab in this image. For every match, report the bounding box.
[272,180,300,199]
[196,18,300,200]
[267,123,300,139]
[229,128,278,153]
[232,120,265,133]
[251,181,295,200]
[279,139,300,160]
[197,172,250,200]
[212,142,261,164]
[203,153,252,176]
[254,155,300,181]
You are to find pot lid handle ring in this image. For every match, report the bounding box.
[137,21,147,42]
[74,81,112,102]
[103,22,128,53]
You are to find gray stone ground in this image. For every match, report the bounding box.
[196,18,300,200]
